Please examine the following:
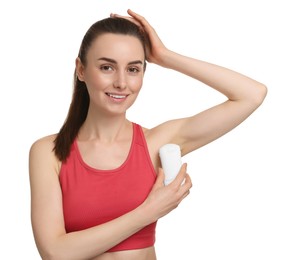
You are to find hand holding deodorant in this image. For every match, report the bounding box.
[159,144,182,185]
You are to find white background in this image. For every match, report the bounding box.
[1,0,296,259]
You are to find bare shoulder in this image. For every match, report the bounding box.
[30,134,57,158]
[141,119,184,146]
[29,134,61,175]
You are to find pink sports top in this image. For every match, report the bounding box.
[59,123,157,252]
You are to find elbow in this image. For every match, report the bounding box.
[250,82,268,107]
[38,249,58,260]
[40,252,66,260]
[34,238,60,260]
[258,83,268,104]
[38,243,94,260]
[38,245,67,260]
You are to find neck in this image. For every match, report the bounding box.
[78,109,130,142]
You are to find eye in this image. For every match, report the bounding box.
[100,65,113,71]
[128,67,140,73]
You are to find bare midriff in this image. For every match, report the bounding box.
[91,246,156,260]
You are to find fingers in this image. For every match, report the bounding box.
[183,173,192,188]
[144,165,192,220]
[169,163,192,195]
[127,9,147,27]
[127,9,157,37]
[175,173,192,205]
[170,163,188,187]
[110,10,142,27]
[161,162,192,190]
[110,9,153,34]
[181,173,192,193]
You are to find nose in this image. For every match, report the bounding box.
[113,70,127,90]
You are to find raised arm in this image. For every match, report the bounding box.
[29,136,191,259]
[113,10,267,155]
[154,51,268,154]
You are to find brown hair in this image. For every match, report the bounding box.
[53,17,148,161]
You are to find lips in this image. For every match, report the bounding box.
[106,92,129,100]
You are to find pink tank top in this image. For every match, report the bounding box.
[59,123,157,252]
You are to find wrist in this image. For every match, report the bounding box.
[135,201,157,226]
[157,49,180,69]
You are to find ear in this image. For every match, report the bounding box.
[75,57,85,81]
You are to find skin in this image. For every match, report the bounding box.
[29,9,267,260]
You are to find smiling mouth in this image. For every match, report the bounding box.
[106,93,129,100]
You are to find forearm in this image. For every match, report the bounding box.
[124,9,266,103]
[159,49,267,103]
[40,206,151,260]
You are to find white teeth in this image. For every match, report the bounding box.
[107,93,127,99]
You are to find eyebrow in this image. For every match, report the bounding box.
[97,57,143,66]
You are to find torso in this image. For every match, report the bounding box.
[58,121,161,259]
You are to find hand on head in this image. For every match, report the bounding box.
[110,9,168,65]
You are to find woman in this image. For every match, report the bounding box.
[29,9,267,260]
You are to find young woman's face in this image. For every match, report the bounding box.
[77,33,145,116]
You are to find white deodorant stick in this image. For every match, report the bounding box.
[159,144,182,185]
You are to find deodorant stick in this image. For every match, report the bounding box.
[159,144,182,185]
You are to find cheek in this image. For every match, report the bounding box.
[86,73,111,90]
[129,76,143,92]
